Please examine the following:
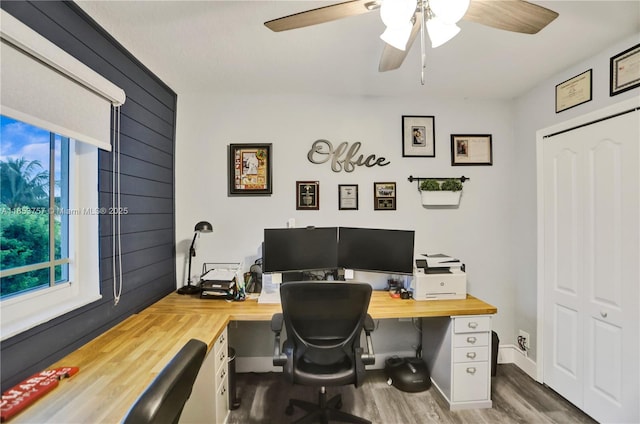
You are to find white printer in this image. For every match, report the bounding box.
[411,256,467,301]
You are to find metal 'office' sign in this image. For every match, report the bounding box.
[307,139,390,173]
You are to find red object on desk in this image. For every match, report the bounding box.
[0,367,79,422]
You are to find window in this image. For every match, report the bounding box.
[1,116,70,298]
[0,10,125,339]
[0,116,101,339]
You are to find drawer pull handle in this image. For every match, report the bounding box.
[220,353,226,362]
[466,367,477,375]
[219,335,225,344]
[600,311,608,318]
[466,336,477,344]
[467,322,478,329]
[221,370,226,379]
[466,352,477,359]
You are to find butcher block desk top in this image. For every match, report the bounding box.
[12,292,496,423]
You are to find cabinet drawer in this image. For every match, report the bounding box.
[214,330,228,374]
[454,346,489,363]
[454,316,491,333]
[453,332,489,348]
[215,355,228,390]
[214,343,228,373]
[214,329,227,355]
[452,362,489,402]
[215,379,229,424]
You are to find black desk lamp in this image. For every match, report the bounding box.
[177,221,213,295]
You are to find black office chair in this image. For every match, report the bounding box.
[122,338,207,424]
[271,281,375,424]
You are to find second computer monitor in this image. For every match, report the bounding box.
[338,227,415,275]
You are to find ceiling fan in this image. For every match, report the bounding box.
[264,0,558,83]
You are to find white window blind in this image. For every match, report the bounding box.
[0,10,125,151]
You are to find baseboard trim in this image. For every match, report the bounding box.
[498,344,537,379]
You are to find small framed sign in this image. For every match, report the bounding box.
[451,134,493,166]
[555,69,592,113]
[402,115,435,157]
[296,181,319,210]
[373,182,396,210]
[338,184,358,210]
[610,44,640,96]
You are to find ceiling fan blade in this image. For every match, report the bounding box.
[464,0,558,34]
[379,11,422,72]
[264,0,380,32]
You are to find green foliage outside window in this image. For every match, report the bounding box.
[0,156,63,297]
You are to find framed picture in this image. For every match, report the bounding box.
[555,69,592,113]
[338,184,358,210]
[296,181,319,210]
[228,143,272,196]
[451,134,493,166]
[610,43,640,96]
[402,115,435,157]
[373,182,396,211]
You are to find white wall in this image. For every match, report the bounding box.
[175,92,516,356]
[511,33,640,362]
[175,34,640,362]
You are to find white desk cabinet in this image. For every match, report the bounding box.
[181,328,229,423]
[422,315,492,410]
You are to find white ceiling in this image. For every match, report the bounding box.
[76,1,640,100]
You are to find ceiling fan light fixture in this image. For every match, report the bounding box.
[380,22,413,50]
[380,0,416,26]
[428,0,470,25]
[426,17,460,48]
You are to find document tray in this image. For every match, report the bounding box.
[199,279,236,300]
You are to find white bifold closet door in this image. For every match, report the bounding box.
[541,105,639,423]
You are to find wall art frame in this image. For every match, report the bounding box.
[610,43,640,96]
[338,184,358,210]
[228,143,272,196]
[373,182,396,211]
[451,134,493,166]
[555,69,592,113]
[402,115,435,157]
[296,181,319,210]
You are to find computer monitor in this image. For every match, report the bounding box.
[263,227,338,273]
[338,227,415,275]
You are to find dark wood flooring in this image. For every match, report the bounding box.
[226,364,598,423]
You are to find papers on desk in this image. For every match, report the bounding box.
[257,273,281,304]
[257,290,281,304]
[201,268,236,282]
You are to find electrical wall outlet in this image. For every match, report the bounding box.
[518,330,530,351]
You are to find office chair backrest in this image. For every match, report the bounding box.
[280,281,372,367]
[122,338,207,424]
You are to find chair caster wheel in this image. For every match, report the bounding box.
[286,405,294,415]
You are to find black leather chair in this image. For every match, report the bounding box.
[122,338,207,424]
[271,281,375,424]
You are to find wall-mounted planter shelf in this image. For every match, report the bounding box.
[408,175,469,207]
[420,190,462,206]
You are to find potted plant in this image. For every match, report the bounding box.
[419,178,463,206]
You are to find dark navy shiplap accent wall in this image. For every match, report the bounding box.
[0,1,177,391]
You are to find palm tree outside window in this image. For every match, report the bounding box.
[0,115,70,298]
